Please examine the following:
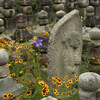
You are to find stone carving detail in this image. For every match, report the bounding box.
[47,10,83,97]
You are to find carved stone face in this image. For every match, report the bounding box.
[1,0,15,9]
[91,0,100,6]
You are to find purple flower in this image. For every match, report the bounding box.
[40,2,42,4]
[34,38,43,47]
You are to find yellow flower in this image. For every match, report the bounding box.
[3,94,8,99]
[45,31,49,36]
[23,62,27,65]
[75,78,78,81]
[19,71,23,74]
[7,93,14,99]
[8,63,11,66]
[65,84,69,88]
[19,59,23,63]
[37,77,41,79]
[15,78,19,82]
[30,81,31,83]
[36,24,39,26]
[67,79,73,84]
[24,46,27,49]
[16,49,19,52]
[27,27,30,30]
[27,51,30,54]
[12,73,15,76]
[45,62,48,65]
[92,57,95,59]
[33,59,35,62]
[17,55,20,58]
[22,79,26,82]
[20,52,23,55]
[39,31,42,33]
[68,91,72,94]
[41,65,45,68]
[26,91,31,95]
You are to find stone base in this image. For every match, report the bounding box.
[0,76,24,99]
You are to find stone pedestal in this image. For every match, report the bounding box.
[78,72,100,100]
[0,49,24,99]
[0,18,4,34]
[5,18,16,34]
[1,0,16,34]
[17,0,34,27]
[10,13,33,42]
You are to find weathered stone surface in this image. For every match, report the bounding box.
[17,0,31,6]
[79,88,96,100]
[19,6,32,14]
[0,76,24,99]
[41,95,58,100]
[78,72,100,91]
[5,18,16,34]
[16,13,27,23]
[47,10,82,95]
[91,0,100,6]
[0,49,9,66]
[0,19,4,26]
[0,64,10,78]
[56,10,66,18]
[38,10,48,19]
[0,26,4,33]
[52,3,64,11]
[82,27,91,41]
[78,0,89,8]
[1,0,15,9]
[91,27,100,40]
[86,6,94,13]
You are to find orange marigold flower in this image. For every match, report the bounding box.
[19,59,23,63]
[65,84,69,88]
[36,24,39,26]
[12,73,15,76]
[75,78,78,81]
[45,32,49,36]
[33,59,35,62]
[15,78,19,82]
[42,34,44,36]
[8,63,11,66]
[3,94,8,99]
[39,31,42,33]
[55,92,59,95]
[53,89,57,93]
[16,49,19,52]
[37,77,41,79]
[42,87,48,96]
[61,92,67,95]
[92,57,95,59]
[11,52,14,55]
[26,69,29,72]
[45,62,48,65]
[26,91,31,95]
[24,46,27,49]
[23,62,27,65]
[20,52,23,55]
[67,79,73,84]
[7,93,14,98]
[22,79,26,82]
[56,82,62,86]
[27,27,30,31]
[41,65,45,68]
[27,51,30,54]
[17,55,20,58]
[68,91,72,94]
[64,76,68,79]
